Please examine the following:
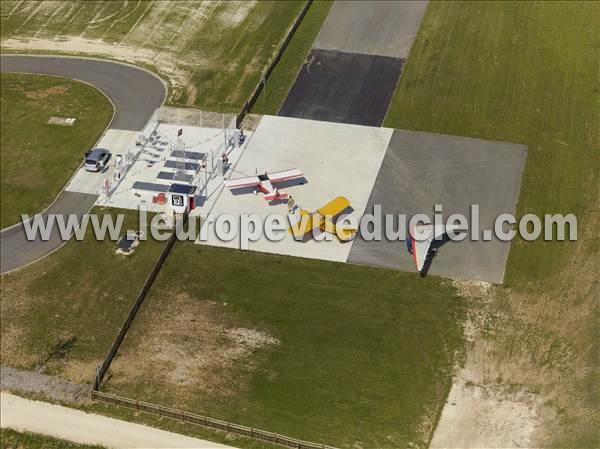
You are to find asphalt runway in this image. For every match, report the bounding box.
[0,55,166,273]
[278,49,403,127]
[279,1,428,127]
[314,0,429,58]
[347,130,527,283]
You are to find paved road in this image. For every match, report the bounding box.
[1,55,165,130]
[1,392,233,448]
[279,0,428,126]
[0,55,166,274]
[314,0,429,59]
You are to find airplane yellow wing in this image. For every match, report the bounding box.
[288,209,315,238]
[289,196,355,239]
[317,196,350,216]
[320,196,356,239]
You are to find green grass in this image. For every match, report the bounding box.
[0,208,164,381]
[85,401,278,449]
[385,0,599,282]
[181,1,306,111]
[106,244,465,449]
[0,1,310,112]
[385,1,599,446]
[0,73,112,228]
[3,1,597,447]
[0,428,104,449]
[251,0,334,115]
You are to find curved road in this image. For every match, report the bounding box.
[0,55,166,273]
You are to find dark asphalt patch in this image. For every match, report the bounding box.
[278,49,403,127]
[347,130,527,283]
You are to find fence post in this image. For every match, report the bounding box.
[94,213,187,388]
[91,391,336,449]
[93,366,100,391]
[236,0,313,128]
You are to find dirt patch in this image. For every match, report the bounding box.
[1,0,288,109]
[185,81,198,107]
[57,358,102,386]
[109,292,278,400]
[2,36,155,62]
[431,280,542,447]
[24,84,69,99]
[3,36,189,92]
[430,367,541,448]
[432,213,599,447]
[0,0,256,106]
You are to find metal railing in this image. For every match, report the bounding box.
[92,390,337,449]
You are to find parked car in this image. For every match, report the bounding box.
[84,148,111,172]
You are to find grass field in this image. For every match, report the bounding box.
[104,244,465,449]
[0,73,112,228]
[0,208,164,382]
[250,1,333,115]
[0,1,307,112]
[1,1,597,447]
[385,1,599,446]
[0,428,104,449]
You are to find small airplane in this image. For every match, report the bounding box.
[408,224,467,274]
[288,196,357,241]
[224,168,304,202]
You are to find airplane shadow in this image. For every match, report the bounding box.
[228,177,309,197]
[268,197,289,206]
[335,206,356,244]
[420,233,454,277]
[229,186,259,196]
[274,176,309,190]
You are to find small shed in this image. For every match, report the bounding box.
[167,183,197,214]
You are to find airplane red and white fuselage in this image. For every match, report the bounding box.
[224,168,304,201]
